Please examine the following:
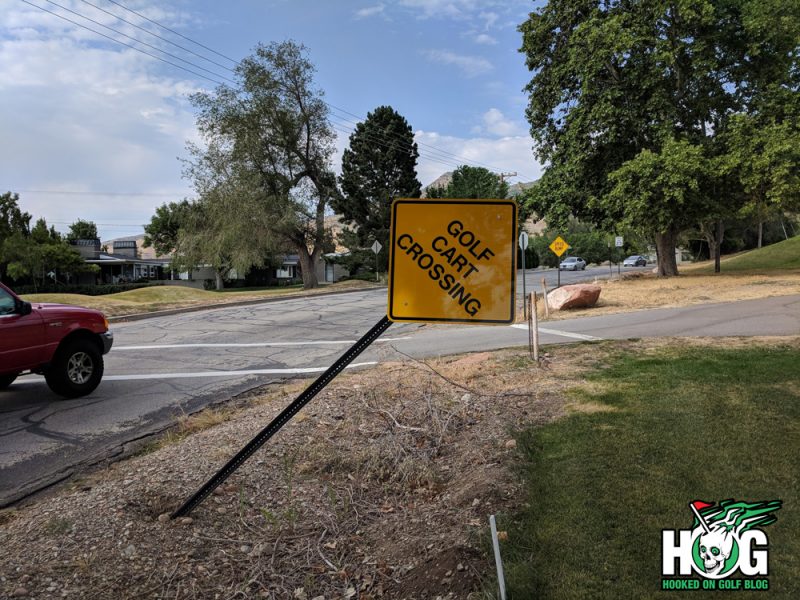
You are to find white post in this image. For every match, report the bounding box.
[530,292,539,362]
[541,278,550,319]
[489,515,507,600]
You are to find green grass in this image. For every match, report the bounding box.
[692,235,800,272]
[501,343,800,599]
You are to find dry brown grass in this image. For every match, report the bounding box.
[534,270,800,321]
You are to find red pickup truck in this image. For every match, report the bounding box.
[0,281,113,397]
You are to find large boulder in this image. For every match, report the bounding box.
[547,283,601,311]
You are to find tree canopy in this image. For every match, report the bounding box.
[66,219,98,242]
[333,105,421,271]
[426,166,509,199]
[184,40,338,289]
[520,0,800,275]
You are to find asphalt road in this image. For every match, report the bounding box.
[1,284,797,506]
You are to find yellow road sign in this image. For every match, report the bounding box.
[549,236,569,257]
[388,198,517,324]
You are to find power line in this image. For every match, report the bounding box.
[76,0,234,72]
[85,2,533,178]
[105,0,238,65]
[20,0,535,181]
[20,0,229,86]
[12,189,187,196]
[39,0,235,83]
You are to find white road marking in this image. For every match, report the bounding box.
[13,362,378,384]
[114,337,411,351]
[510,323,603,341]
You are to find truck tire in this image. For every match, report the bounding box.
[45,338,104,398]
[0,374,17,390]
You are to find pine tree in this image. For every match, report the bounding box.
[334,106,421,271]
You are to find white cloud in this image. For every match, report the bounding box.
[0,1,203,240]
[474,33,497,45]
[354,4,386,19]
[414,130,542,188]
[399,0,477,20]
[423,49,492,77]
[473,108,527,137]
[479,11,499,29]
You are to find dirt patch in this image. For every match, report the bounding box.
[0,345,594,599]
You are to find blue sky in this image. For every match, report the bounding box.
[1,0,544,241]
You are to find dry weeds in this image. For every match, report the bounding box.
[0,343,604,600]
[532,270,800,321]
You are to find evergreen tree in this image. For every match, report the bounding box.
[333,106,421,271]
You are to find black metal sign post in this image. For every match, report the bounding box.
[171,315,393,519]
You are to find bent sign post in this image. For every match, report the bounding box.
[388,198,517,324]
[173,197,517,518]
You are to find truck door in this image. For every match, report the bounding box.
[0,287,45,372]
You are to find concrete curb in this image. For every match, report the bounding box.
[108,284,386,323]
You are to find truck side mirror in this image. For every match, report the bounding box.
[16,300,32,316]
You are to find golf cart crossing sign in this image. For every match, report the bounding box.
[388,198,517,324]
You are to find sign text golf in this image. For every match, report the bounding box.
[388,198,516,324]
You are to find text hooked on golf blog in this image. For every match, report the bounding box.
[387,198,516,324]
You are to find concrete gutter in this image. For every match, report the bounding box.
[108,283,385,323]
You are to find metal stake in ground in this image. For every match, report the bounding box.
[171,316,393,519]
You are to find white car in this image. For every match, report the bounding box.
[622,255,648,267]
[559,257,586,271]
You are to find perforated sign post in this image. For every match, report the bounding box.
[388,198,517,324]
[172,197,516,518]
[549,236,570,288]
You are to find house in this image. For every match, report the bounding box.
[71,238,172,284]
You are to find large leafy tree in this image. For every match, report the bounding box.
[66,219,98,242]
[426,165,509,199]
[0,192,32,281]
[520,0,799,276]
[333,105,421,271]
[186,41,338,289]
[143,200,193,257]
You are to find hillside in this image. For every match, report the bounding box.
[692,235,800,272]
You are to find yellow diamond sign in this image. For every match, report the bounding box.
[549,236,569,257]
[388,198,517,324]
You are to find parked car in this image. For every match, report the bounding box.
[559,256,586,271]
[623,255,648,267]
[0,282,113,397]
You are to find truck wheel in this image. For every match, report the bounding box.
[0,374,17,390]
[45,339,104,398]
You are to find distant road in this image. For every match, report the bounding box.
[2,286,796,506]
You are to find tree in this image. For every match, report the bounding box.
[186,40,338,289]
[66,219,98,242]
[143,200,193,257]
[333,106,421,271]
[426,165,509,200]
[0,192,32,281]
[519,0,799,276]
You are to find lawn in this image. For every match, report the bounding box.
[20,279,377,317]
[501,341,800,599]
[689,235,800,273]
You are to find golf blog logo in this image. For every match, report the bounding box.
[661,499,782,591]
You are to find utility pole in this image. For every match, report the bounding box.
[498,171,517,184]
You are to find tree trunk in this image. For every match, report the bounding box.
[655,229,679,277]
[714,220,723,273]
[297,246,319,289]
[215,271,224,291]
[757,220,763,249]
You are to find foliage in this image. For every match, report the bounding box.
[185,40,338,289]
[1,194,95,288]
[143,200,193,256]
[334,105,421,271]
[66,219,98,242]
[519,0,800,276]
[426,165,509,199]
